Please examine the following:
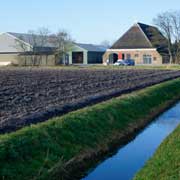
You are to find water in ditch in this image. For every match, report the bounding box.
[82,102,180,180]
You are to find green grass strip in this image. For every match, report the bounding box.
[0,78,180,180]
[134,124,180,180]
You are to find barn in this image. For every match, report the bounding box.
[68,43,106,64]
[0,32,56,66]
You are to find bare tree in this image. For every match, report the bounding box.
[170,11,180,63]
[153,12,174,64]
[14,35,32,66]
[37,27,50,46]
[153,10,180,64]
[15,28,73,66]
[15,27,51,66]
[27,28,51,66]
[100,40,112,48]
[49,30,73,65]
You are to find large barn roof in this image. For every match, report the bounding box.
[7,32,56,48]
[7,32,107,52]
[111,22,168,54]
[76,43,107,52]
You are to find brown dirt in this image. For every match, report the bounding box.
[1,68,180,134]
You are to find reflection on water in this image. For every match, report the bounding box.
[82,102,180,180]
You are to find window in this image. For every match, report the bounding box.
[72,52,84,64]
[135,54,139,58]
[143,55,152,64]
[126,54,131,59]
[153,57,157,61]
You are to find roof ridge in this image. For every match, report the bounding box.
[137,22,157,29]
[7,32,33,36]
[110,23,154,49]
[76,43,106,51]
[76,43,101,46]
[5,32,32,48]
[136,23,153,48]
[110,25,134,49]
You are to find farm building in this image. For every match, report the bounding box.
[0,32,55,66]
[103,22,169,65]
[68,43,106,64]
[0,32,106,66]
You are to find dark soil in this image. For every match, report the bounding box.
[0,68,180,133]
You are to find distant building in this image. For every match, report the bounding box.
[103,22,169,65]
[68,43,106,64]
[0,32,55,66]
[0,32,106,66]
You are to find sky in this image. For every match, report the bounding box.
[0,0,180,44]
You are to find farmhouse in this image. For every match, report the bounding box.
[103,22,169,65]
[0,32,106,66]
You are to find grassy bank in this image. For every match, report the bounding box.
[134,124,180,180]
[87,64,180,70]
[5,64,180,71]
[0,78,180,179]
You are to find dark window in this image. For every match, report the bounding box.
[88,52,104,64]
[72,52,83,64]
[109,53,118,64]
[122,54,125,60]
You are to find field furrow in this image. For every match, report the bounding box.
[0,68,180,133]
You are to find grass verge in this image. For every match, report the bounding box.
[0,78,180,180]
[134,124,180,180]
[5,64,180,70]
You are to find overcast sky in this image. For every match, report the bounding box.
[0,0,180,44]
